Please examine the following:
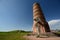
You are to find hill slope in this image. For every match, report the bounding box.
[0,30,29,40]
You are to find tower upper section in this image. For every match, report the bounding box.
[33,2,46,23]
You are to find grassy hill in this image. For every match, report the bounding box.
[0,30,60,40]
[0,30,30,40]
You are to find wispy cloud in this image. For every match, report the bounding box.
[48,19,60,30]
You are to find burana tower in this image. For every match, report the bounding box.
[32,2,50,34]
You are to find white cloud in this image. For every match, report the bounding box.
[48,19,60,30]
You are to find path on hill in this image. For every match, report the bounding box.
[24,36,60,40]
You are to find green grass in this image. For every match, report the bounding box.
[0,30,30,40]
[53,31,60,37]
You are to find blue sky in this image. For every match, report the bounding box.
[0,0,60,31]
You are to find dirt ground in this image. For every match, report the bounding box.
[24,36,60,40]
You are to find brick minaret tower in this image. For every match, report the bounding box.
[32,2,50,35]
